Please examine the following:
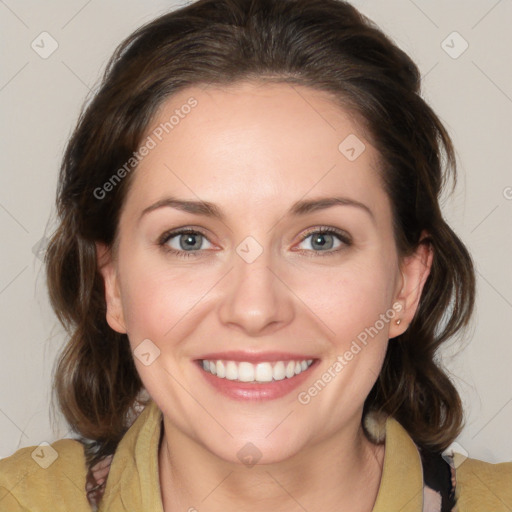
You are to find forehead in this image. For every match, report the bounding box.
[121,81,389,224]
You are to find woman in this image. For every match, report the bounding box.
[0,0,510,510]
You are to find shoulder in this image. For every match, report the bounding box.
[0,438,92,511]
[455,454,512,511]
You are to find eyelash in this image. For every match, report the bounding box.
[157,226,352,259]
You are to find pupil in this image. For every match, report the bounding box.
[313,233,332,250]
[182,234,200,250]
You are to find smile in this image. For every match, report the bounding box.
[200,359,314,383]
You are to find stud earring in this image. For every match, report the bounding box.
[395,319,401,325]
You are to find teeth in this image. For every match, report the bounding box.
[238,362,255,382]
[217,360,226,378]
[225,361,238,380]
[273,361,285,381]
[255,362,273,382]
[200,359,314,383]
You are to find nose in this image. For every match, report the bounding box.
[217,241,295,336]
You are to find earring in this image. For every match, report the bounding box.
[395,319,401,325]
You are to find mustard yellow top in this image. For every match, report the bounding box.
[1,399,511,511]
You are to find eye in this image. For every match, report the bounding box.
[295,227,352,256]
[158,228,213,259]
[157,226,352,259]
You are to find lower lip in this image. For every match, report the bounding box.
[195,360,319,401]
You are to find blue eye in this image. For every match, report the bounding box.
[158,229,212,259]
[158,226,352,259]
[296,228,351,255]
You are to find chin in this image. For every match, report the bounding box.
[205,436,303,467]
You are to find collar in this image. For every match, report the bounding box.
[372,414,424,511]
[100,399,424,511]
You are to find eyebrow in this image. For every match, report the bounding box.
[138,195,375,223]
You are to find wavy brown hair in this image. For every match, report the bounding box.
[46,0,475,469]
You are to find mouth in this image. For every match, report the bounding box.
[198,358,314,383]
[194,353,319,401]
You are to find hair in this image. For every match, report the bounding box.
[46,0,475,470]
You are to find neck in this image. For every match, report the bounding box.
[158,417,385,512]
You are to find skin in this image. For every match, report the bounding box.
[97,81,433,511]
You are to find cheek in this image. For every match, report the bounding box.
[294,255,397,339]
[118,252,213,344]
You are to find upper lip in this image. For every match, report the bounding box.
[196,351,318,363]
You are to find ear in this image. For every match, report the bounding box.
[388,231,433,339]
[96,242,127,334]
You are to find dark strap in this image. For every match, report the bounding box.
[419,447,457,511]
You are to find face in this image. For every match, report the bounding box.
[97,81,431,465]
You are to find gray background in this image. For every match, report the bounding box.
[0,0,511,463]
